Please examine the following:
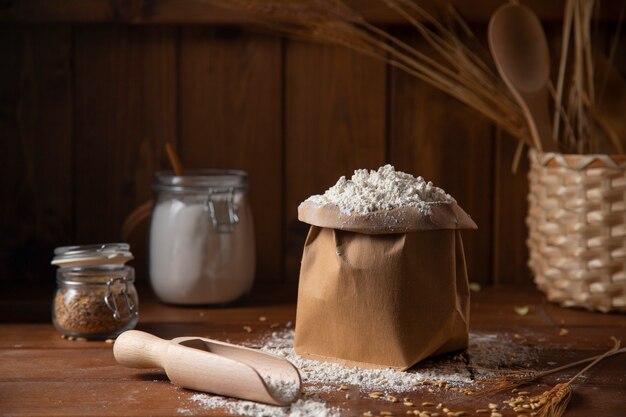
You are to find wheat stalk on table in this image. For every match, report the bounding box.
[476,338,624,417]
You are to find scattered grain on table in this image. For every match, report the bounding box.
[514,306,529,316]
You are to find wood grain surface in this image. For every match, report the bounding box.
[1,285,625,416]
[389,31,496,285]
[492,131,531,285]
[284,42,387,280]
[0,25,73,284]
[0,15,624,285]
[179,27,283,282]
[74,25,176,241]
[2,0,622,24]
[73,25,176,279]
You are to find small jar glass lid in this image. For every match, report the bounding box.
[52,243,134,268]
[153,169,248,193]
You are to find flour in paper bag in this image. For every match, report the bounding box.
[306,164,454,215]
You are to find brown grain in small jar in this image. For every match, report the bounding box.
[51,244,139,339]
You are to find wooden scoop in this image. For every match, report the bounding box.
[114,330,301,405]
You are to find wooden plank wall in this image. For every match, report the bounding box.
[1,19,623,287]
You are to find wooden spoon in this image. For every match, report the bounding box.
[489,3,556,152]
[114,330,301,405]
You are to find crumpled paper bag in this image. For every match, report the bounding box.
[294,202,477,370]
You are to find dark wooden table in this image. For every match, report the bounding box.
[1,285,625,416]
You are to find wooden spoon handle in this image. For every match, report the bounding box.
[113,330,169,369]
[523,89,557,152]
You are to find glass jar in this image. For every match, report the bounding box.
[52,243,139,339]
[150,169,256,305]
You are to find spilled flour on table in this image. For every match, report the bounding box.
[255,330,537,393]
[186,329,538,416]
[190,395,340,417]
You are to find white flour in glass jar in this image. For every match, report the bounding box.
[149,170,255,305]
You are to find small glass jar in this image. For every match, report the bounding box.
[52,243,139,339]
[150,169,256,305]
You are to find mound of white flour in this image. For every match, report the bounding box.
[305,165,454,215]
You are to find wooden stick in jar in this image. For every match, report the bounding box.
[165,142,184,176]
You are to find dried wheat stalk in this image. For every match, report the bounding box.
[476,338,624,398]
[526,383,572,417]
[553,0,624,154]
[499,338,622,417]
[552,0,574,147]
[209,0,622,155]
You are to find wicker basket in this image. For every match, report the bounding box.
[527,150,626,313]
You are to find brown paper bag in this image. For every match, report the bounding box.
[294,202,477,370]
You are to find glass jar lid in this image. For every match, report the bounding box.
[52,243,134,268]
[153,169,248,193]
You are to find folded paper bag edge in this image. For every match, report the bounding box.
[298,201,477,234]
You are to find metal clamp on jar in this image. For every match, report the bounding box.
[149,170,256,305]
[206,187,239,233]
[51,243,139,339]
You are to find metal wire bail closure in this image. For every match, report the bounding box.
[205,187,240,233]
[104,277,138,321]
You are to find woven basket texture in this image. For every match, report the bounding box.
[527,150,626,313]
